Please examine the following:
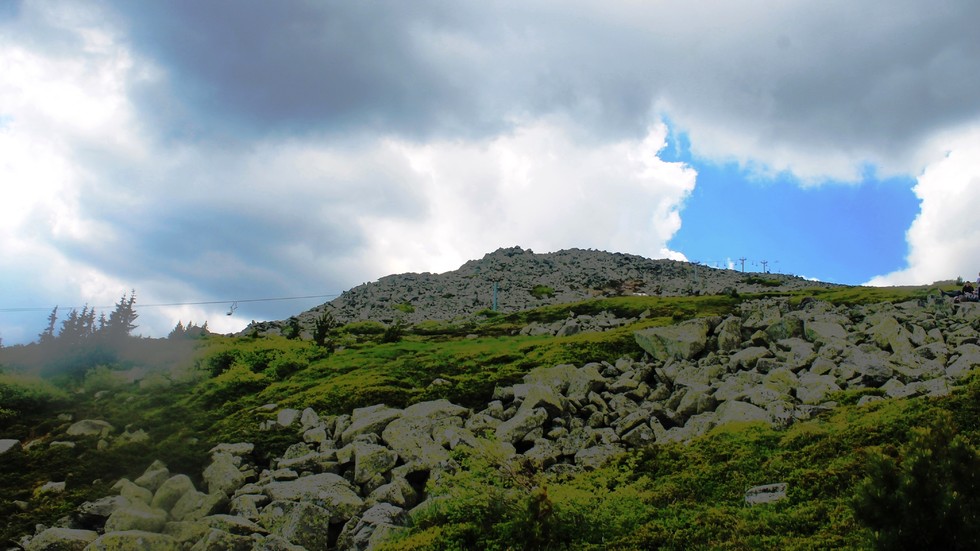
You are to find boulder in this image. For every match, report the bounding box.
[574,444,626,469]
[252,534,307,551]
[512,384,568,417]
[209,443,254,458]
[715,316,743,353]
[259,500,334,550]
[66,419,114,438]
[203,453,246,496]
[300,408,320,430]
[0,439,21,455]
[151,474,196,512]
[336,503,406,551]
[188,528,254,551]
[276,451,338,474]
[84,530,180,551]
[947,343,980,381]
[353,442,399,484]
[775,338,817,371]
[74,495,129,530]
[25,527,97,551]
[635,318,713,361]
[495,407,549,444]
[741,300,785,330]
[104,502,169,533]
[839,348,893,387]
[277,409,301,428]
[35,481,66,497]
[714,400,770,426]
[796,372,841,405]
[729,346,772,370]
[134,462,170,492]
[341,406,403,445]
[112,479,153,505]
[803,319,848,344]
[170,490,227,522]
[263,473,363,523]
[522,363,605,403]
[867,314,914,355]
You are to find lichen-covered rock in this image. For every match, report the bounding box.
[574,444,626,470]
[151,474,196,512]
[259,500,333,550]
[341,406,403,445]
[336,503,406,551]
[804,317,849,344]
[66,419,114,438]
[263,473,363,523]
[353,442,399,484]
[495,407,548,444]
[715,316,743,353]
[947,343,980,381]
[134,461,170,492]
[104,502,169,533]
[203,453,247,496]
[0,439,21,455]
[796,372,841,405]
[170,490,228,522]
[277,409,301,428]
[522,363,605,403]
[635,318,713,361]
[25,527,97,551]
[188,528,254,551]
[85,530,180,551]
[112,479,153,505]
[714,400,770,426]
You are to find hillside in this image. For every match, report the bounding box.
[245,246,838,337]
[1,254,978,550]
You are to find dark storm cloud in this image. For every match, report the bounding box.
[108,0,499,140]
[104,0,980,168]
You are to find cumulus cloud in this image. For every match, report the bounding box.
[363,119,695,274]
[867,126,980,286]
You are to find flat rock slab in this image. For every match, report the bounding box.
[0,439,20,455]
[745,483,789,505]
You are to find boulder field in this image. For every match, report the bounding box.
[15,297,980,550]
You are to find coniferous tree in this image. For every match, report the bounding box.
[39,306,58,344]
[105,290,138,342]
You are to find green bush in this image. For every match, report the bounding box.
[195,363,269,408]
[0,373,67,428]
[342,321,386,335]
[530,285,556,299]
[853,412,980,550]
[393,302,415,314]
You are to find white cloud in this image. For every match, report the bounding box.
[364,118,696,275]
[867,125,980,286]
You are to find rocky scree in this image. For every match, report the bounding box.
[14,297,980,550]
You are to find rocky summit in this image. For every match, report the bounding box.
[246,246,837,337]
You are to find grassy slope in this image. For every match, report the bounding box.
[0,283,971,548]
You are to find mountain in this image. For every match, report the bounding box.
[245,246,837,336]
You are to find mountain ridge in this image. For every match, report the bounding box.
[246,246,839,336]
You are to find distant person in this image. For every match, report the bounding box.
[954,281,978,303]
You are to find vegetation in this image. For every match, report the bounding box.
[530,285,556,299]
[0,282,977,548]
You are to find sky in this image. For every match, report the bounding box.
[2,0,980,345]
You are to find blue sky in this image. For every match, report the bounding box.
[664,130,921,284]
[2,1,980,345]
